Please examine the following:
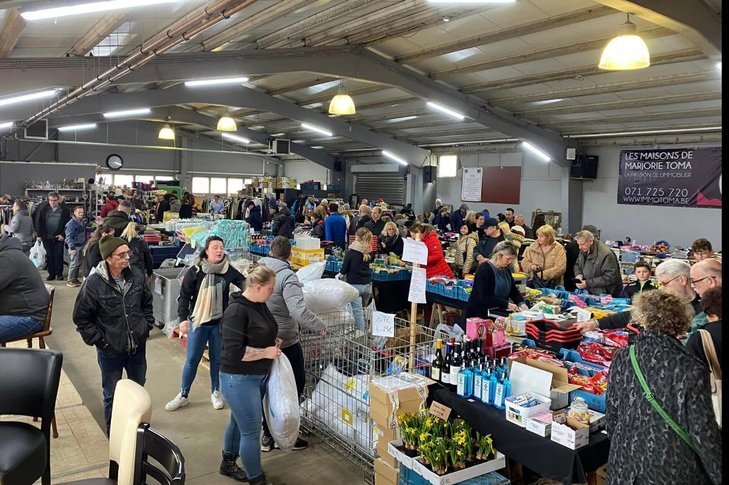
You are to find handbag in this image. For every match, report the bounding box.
[629,346,697,452]
[530,269,555,289]
[699,329,722,428]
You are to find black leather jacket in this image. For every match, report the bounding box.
[72,262,154,355]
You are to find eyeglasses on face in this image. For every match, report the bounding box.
[659,275,681,286]
[113,252,130,259]
[691,276,715,286]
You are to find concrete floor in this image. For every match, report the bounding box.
[43,270,368,485]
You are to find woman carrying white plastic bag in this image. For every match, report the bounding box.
[29,240,46,269]
[263,352,301,452]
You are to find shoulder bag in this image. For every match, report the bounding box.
[629,345,697,452]
[698,329,722,428]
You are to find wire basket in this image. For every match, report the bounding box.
[300,308,437,483]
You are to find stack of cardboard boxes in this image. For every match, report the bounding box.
[369,374,433,485]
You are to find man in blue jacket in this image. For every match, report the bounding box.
[65,206,87,287]
[450,203,468,232]
[324,202,347,248]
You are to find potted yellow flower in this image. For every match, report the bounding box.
[475,431,494,462]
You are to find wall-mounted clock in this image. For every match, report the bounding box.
[105,154,123,171]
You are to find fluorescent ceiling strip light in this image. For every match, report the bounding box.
[58,123,97,132]
[0,89,58,108]
[222,133,250,144]
[382,150,408,165]
[301,122,333,137]
[184,76,249,87]
[426,101,465,120]
[103,107,151,118]
[566,126,723,139]
[0,121,14,130]
[21,0,178,20]
[532,98,564,105]
[522,141,551,162]
[428,0,515,3]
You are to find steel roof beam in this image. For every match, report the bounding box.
[67,11,127,57]
[0,8,26,58]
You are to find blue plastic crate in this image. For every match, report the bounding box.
[399,465,510,485]
[569,388,607,413]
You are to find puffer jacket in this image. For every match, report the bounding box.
[422,230,453,278]
[520,241,567,285]
[259,257,326,349]
[72,261,154,355]
[574,238,622,296]
[273,207,295,239]
[454,232,479,276]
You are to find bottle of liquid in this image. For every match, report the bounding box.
[456,362,468,397]
[442,341,452,386]
[494,371,506,409]
[450,342,463,392]
[481,365,492,405]
[488,366,499,405]
[431,339,444,383]
[473,362,483,401]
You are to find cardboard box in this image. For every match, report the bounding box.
[551,417,590,449]
[369,374,431,429]
[586,409,606,433]
[374,457,399,485]
[525,411,553,437]
[387,439,418,470]
[411,451,506,485]
[376,439,399,469]
[375,425,399,444]
[505,392,552,428]
[466,317,490,340]
[509,357,581,410]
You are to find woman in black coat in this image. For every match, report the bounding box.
[246,201,263,232]
[378,221,404,257]
[465,241,527,318]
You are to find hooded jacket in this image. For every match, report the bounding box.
[0,234,49,321]
[99,199,118,218]
[272,207,295,239]
[421,230,453,278]
[454,231,479,276]
[72,261,154,355]
[574,238,622,296]
[247,204,263,231]
[221,292,279,375]
[259,257,326,349]
[104,210,132,237]
[8,209,34,247]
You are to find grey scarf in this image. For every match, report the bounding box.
[190,255,230,329]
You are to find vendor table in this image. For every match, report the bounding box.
[149,242,182,268]
[430,386,609,485]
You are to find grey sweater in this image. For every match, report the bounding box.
[260,256,326,349]
[9,210,34,246]
[0,235,49,321]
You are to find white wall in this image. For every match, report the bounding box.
[435,150,564,221]
[435,143,722,251]
[283,160,330,185]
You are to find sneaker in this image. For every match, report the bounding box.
[165,393,189,411]
[273,438,308,451]
[66,279,81,288]
[211,390,225,410]
[260,434,273,452]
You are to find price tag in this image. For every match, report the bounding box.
[429,401,451,421]
[402,238,428,265]
[372,311,395,337]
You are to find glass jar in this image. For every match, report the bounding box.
[568,397,590,425]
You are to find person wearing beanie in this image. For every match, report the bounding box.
[72,234,154,435]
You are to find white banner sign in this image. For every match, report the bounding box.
[461,167,483,202]
[402,238,428,266]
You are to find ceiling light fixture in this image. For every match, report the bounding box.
[0,121,14,130]
[184,76,249,87]
[301,122,333,137]
[21,0,178,21]
[382,150,408,166]
[328,81,356,115]
[522,141,551,162]
[103,107,151,118]
[426,101,465,120]
[216,116,237,132]
[0,89,58,108]
[598,13,650,70]
[158,116,175,140]
[58,123,97,132]
[222,133,250,144]
[717,62,722,71]
[427,0,515,3]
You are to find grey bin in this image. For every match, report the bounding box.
[152,267,186,329]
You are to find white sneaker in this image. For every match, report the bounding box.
[165,393,189,411]
[211,390,225,410]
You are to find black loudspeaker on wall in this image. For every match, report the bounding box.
[423,166,436,183]
[333,160,343,172]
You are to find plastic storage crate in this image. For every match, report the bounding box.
[152,267,185,330]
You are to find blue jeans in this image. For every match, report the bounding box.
[43,238,65,278]
[68,249,84,281]
[221,372,267,480]
[350,283,372,331]
[97,342,147,434]
[180,323,222,396]
[0,315,44,342]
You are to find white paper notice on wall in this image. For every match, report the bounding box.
[372,311,396,337]
[402,238,428,266]
[461,167,483,202]
[408,267,427,304]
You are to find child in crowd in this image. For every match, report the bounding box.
[621,261,657,300]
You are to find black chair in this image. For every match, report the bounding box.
[0,348,63,485]
[134,423,185,484]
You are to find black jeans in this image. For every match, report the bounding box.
[43,238,65,278]
[262,341,304,438]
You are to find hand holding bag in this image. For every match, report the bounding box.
[699,329,722,428]
[29,240,46,269]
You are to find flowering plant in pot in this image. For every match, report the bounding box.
[420,437,449,475]
[475,431,494,461]
[398,413,422,451]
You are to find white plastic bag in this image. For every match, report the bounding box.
[302,279,359,313]
[296,261,326,283]
[29,240,46,269]
[263,353,300,452]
